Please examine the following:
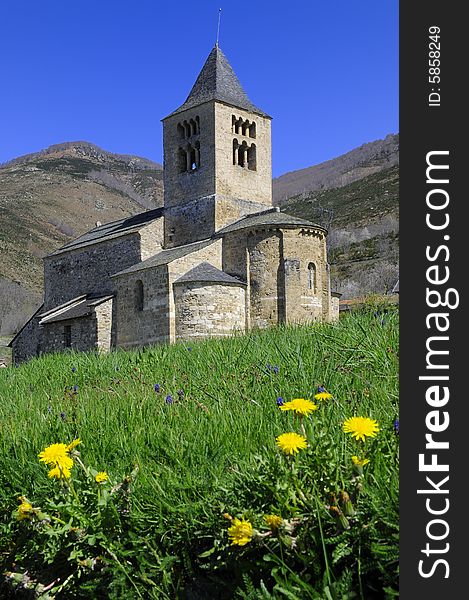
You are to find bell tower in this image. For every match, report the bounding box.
[162,45,272,248]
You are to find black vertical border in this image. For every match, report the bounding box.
[400,3,465,597]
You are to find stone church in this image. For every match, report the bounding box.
[11,45,340,363]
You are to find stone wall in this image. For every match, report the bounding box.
[214,103,272,206]
[164,195,216,248]
[44,234,142,310]
[330,294,341,322]
[167,239,223,342]
[114,239,223,348]
[222,231,249,282]
[164,194,270,249]
[114,265,170,349]
[281,228,329,323]
[139,218,164,260]
[11,312,42,364]
[223,225,333,329]
[174,282,246,340]
[214,195,271,233]
[246,229,284,328]
[163,103,216,208]
[41,316,97,354]
[95,298,113,352]
[163,102,272,209]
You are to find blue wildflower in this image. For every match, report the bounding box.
[73,385,78,393]
[154,384,160,393]
[317,385,325,393]
[187,347,192,352]
[71,367,77,373]
[177,389,184,397]
[393,419,399,435]
[273,366,279,375]
[60,411,66,421]
[276,397,284,407]
[165,395,173,405]
[47,405,52,414]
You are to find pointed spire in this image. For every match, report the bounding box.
[165,46,270,119]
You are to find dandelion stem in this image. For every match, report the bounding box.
[104,545,144,599]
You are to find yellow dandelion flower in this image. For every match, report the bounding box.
[38,442,74,479]
[17,498,34,521]
[264,514,283,530]
[343,417,379,442]
[66,438,82,452]
[280,398,318,416]
[227,518,253,546]
[351,456,370,467]
[47,461,73,479]
[38,443,69,465]
[276,432,308,455]
[95,471,109,483]
[314,391,333,401]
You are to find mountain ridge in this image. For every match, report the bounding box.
[273,133,399,204]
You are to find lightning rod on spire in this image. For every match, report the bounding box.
[216,8,222,46]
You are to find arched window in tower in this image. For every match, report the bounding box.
[247,144,257,171]
[232,138,239,165]
[232,115,237,133]
[177,123,185,140]
[195,116,200,134]
[178,147,187,173]
[307,262,317,294]
[238,141,248,167]
[190,119,197,136]
[184,121,191,138]
[241,120,249,136]
[135,280,144,312]
[185,144,196,171]
[249,122,256,138]
[195,141,201,168]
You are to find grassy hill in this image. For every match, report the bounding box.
[0,309,399,598]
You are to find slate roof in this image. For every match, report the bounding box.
[48,208,164,257]
[39,295,113,324]
[164,45,270,119]
[112,239,217,276]
[215,209,325,235]
[174,262,246,286]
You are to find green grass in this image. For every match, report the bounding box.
[0,309,399,598]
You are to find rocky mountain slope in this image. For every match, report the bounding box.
[272,133,399,204]
[0,142,163,334]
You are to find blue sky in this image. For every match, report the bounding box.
[0,1,398,177]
